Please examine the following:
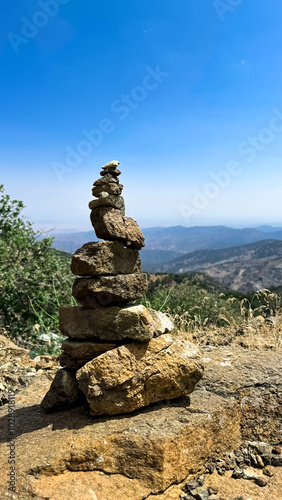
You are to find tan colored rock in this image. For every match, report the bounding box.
[2,345,281,499]
[72,273,148,307]
[90,206,145,249]
[92,183,123,197]
[40,369,82,412]
[89,193,125,215]
[124,216,145,249]
[62,339,117,359]
[90,206,124,240]
[76,334,204,416]
[149,309,174,336]
[27,470,151,500]
[71,240,141,276]
[59,304,155,341]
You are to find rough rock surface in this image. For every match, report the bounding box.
[40,369,82,412]
[59,352,90,370]
[0,334,56,405]
[93,174,119,184]
[92,182,123,197]
[100,167,121,176]
[72,273,148,307]
[198,345,282,444]
[76,334,204,415]
[90,206,145,249]
[61,339,117,359]
[88,193,125,215]
[59,304,155,342]
[71,240,141,276]
[0,343,281,499]
[101,160,120,170]
[149,308,174,336]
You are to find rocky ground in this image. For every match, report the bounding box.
[0,331,281,500]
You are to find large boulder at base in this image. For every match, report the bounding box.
[90,206,145,249]
[40,369,82,412]
[72,273,148,307]
[76,334,204,416]
[71,240,141,276]
[59,304,155,342]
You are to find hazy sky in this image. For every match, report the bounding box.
[1,0,281,231]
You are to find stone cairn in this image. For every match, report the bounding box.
[41,161,203,415]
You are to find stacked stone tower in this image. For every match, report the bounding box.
[41,161,203,415]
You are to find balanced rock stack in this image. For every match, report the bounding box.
[41,161,203,415]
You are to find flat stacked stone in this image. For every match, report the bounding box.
[41,161,203,414]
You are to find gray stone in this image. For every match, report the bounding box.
[71,241,141,276]
[59,304,155,342]
[189,487,209,500]
[255,476,268,487]
[149,309,174,336]
[89,194,125,215]
[185,480,200,492]
[92,183,123,197]
[100,168,121,177]
[72,273,148,307]
[59,352,88,370]
[232,468,244,479]
[94,174,119,185]
[242,469,257,480]
[61,339,117,359]
[271,454,282,466]
[40,369,81,412]
[76,334,203,416]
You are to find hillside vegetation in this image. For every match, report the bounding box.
[0,185,75,353]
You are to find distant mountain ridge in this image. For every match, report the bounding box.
[52,225,282,262]
[145,239,282,293]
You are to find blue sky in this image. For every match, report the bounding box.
[1,0,281,231]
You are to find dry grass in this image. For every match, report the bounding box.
[168,289,282,350]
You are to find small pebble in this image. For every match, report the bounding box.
[263,465,274,477]
[254,476,268,487]
[208,486,219,495]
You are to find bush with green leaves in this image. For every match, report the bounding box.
[0,185,74,352]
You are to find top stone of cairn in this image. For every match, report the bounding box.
[101,160,121,174]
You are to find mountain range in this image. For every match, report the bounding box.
[51,224,282,292]
[145,239,282,293]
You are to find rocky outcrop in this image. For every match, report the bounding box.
[76,335,203,415]
[0,344,281,500]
